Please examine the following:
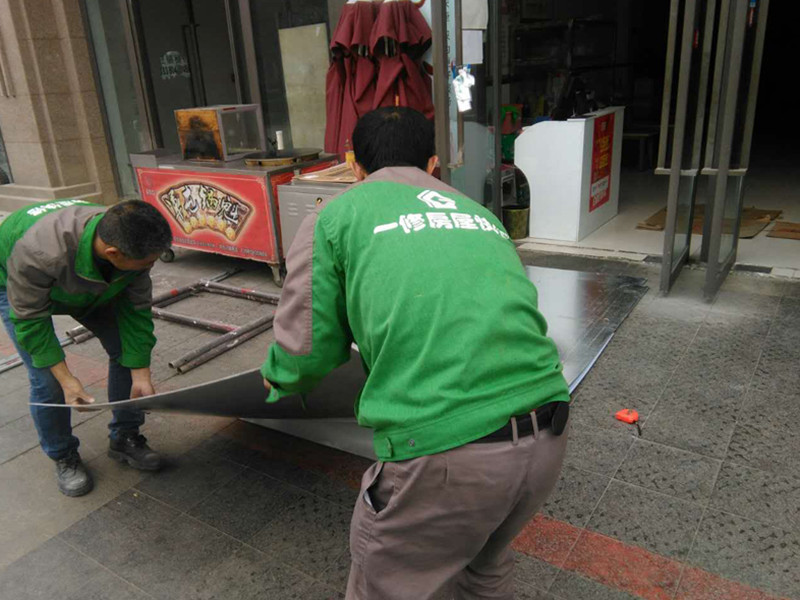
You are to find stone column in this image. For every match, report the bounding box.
[0,0,118,210]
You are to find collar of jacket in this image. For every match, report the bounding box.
[75,213,109,283]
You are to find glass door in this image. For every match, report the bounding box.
[702,0,769,299]
[657,0,715,293]
[132,0,241,153]
[432,0,502,218]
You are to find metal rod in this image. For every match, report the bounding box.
[490,0,502,220]
[151,308,236,333]
[657,0,682,170]
[200,281,280,304]
[176,321,273,374]
[659,0,698,294]
[431,0,451,184]
[169,313,275,369]
[739,0,770,169]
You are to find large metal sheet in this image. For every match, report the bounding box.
[31,268,647,426]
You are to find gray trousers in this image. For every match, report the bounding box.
[346,421,569,600]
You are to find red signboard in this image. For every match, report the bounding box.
[590,113,615,212]
[135,168,280,264]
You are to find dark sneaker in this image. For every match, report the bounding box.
[108,433,162,471]
[55,453,93,497]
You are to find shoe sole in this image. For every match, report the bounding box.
[107,449,161,471]
[58,478,94,497]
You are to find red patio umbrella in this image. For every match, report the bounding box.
[370,0,433,117]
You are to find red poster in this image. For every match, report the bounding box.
[590,113,615,212]
[135,168,279,264]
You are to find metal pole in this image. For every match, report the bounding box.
[176,321,274,374]
[151,308,236,333]
[431,0,451,184]
[168,313,275,369]
[200,281,280,304]
[490,0,502,220]
[657,0,681,170]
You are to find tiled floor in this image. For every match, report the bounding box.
[524,162,800,272]
[1,248,799,599]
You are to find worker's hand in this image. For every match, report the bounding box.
[50,361,94,411]
[61,375,95,411]
[263,378,272,392]
[131,368,156,399]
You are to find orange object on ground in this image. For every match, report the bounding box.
[615,409,639,424]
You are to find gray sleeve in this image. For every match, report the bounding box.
[124,270,154,310]
[5,249,55,320]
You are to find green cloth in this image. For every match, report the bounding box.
[262,170,569,461]
[0,200,155,368]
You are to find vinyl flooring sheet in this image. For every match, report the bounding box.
[32,267,647,419]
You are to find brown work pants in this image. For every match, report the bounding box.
[346,422,568,599]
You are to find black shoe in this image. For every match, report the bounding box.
[108,433,162,471]
[55,453,93,497]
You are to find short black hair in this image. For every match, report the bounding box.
[352,107,435,174]
[96,200,172,259]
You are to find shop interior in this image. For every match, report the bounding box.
[492,0,798,271]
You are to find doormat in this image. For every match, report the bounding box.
[767,221,800,240]
[636,205,782,239]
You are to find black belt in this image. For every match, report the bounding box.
[473,402,569,443]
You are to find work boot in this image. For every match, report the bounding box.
[55,452,94,497]
[108,433,162,471]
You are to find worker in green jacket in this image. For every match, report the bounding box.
[0,200,172,497]
[262,107,571,599]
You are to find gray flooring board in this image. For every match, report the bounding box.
[541,465,610,528]
[562,423,635,477]
[187,468,305,542]
[135,452,246,513]
[249,491,352,576]
[58,491,241,600]
[587,480,704,560]
[689,509,800,599]
[615,439,722,503]
[549,571,642,600]
[709,461,800,533]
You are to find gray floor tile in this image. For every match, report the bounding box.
[514,552,561,589]
[68,568,155,600]
[304,583,346,600]
[179,545,315,600]
[709,461,800,533]
[587,480,704,560]
[550,571,641,600]
[0,415,40,465]
[135,452,245,512]
[642,385,741,459]
[784,280,800,299]
[246,451,324,492]
[777,296,800,322]
[188,468,304,542]
[0,537,103,600]
[689,509,800,599]
[319,550,351,591]
[615,439,722,503]
[720,273,787,297]
[514,581,557,599]
[0,386,30,428]
[250,491,351,576]
[710,289,782,317]
[309,475,360,508]
[562,423,635,477]
[727,391,800,478]
[542,466,610,528]
[750,357,800,396]
[59,491,240,600]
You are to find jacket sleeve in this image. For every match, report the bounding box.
[5,252,64,368]
[261,211,352,401]
[114,270,156,368]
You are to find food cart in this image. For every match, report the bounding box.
[131,104,338,286]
